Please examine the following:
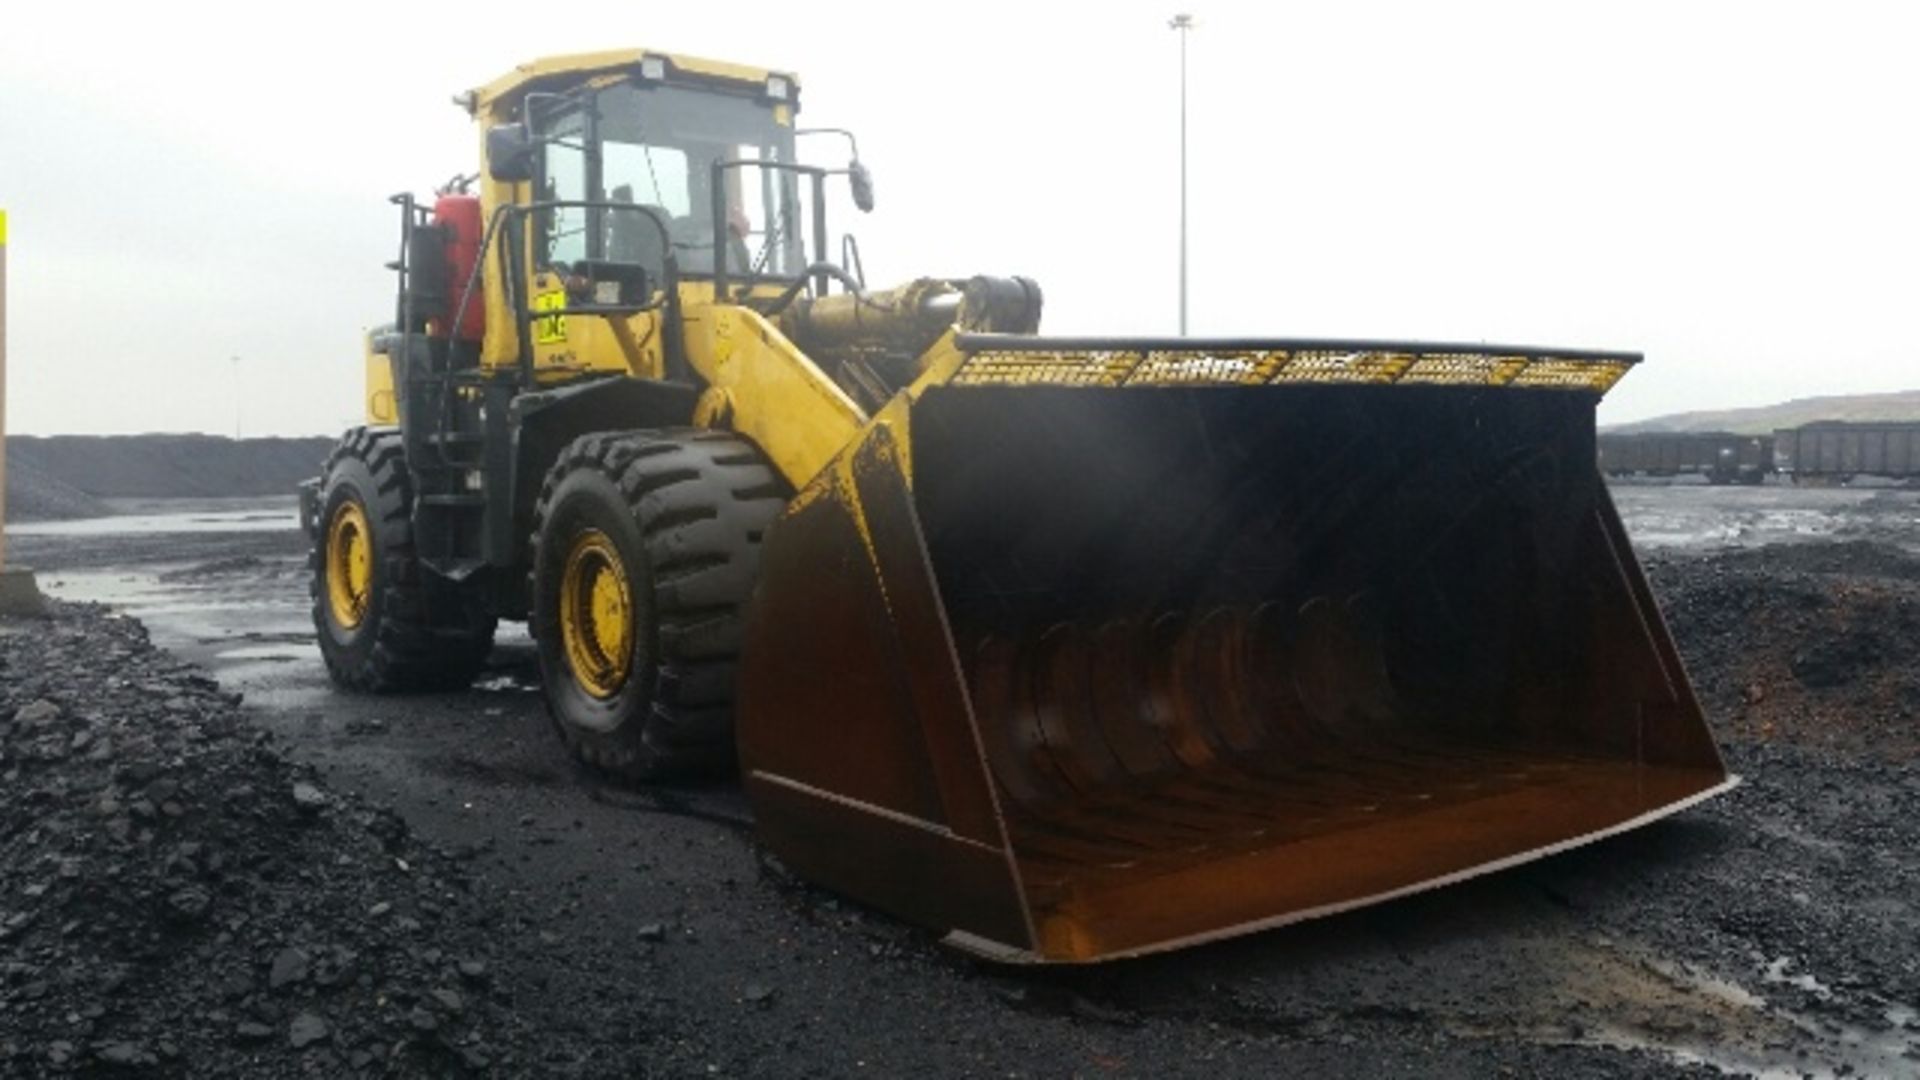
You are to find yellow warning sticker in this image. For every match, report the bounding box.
[532,288,568,344]
[773,104,791,127]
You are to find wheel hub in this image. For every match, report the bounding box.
[326,501,373,630]
[560,530,634,699]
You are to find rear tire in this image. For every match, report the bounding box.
[530,429,786,781]
[309,428,497,692]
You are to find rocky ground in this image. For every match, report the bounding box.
[3,486,1919,1077]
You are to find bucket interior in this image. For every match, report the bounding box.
[908,384,1727,959]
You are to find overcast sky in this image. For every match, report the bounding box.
[2,0,1915,436]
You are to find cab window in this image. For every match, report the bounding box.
[538,110,590,268]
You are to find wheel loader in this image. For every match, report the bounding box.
[305,48,1735,963]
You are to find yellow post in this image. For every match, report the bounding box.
[0,208,48,615]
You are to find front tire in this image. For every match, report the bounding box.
[530,430,785,781]
[309,428,497,691]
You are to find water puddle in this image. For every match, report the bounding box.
[1609,484,1920,555]
[1619,508,1844,550]
[474,668,541,694]
[215,643,316,663]
[1526,939,1920,1077]
[37,560,535,705]
[37,565,311,672]
[13,508,298,536]
[1764,957,1834,999]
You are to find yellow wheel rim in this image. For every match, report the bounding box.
[326,500,374,630]
[559,529,634,699]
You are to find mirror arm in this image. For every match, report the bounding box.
[841,234,866,289]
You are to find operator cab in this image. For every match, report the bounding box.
[454,50,879,393]
[527,72,805,287]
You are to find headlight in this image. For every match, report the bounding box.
[765,75,790,101]
[639,56,667,81]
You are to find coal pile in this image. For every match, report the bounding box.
[0,604,532,1076]
[1646,540,1920,758]
[6,435,335,501]
[4,458,111,522]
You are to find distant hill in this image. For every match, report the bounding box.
[5,435,335,520]
[1607,390,1920,436]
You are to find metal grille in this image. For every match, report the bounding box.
[1400,354,1532,385]
[1508,359,1634,391]
[951,340,1635,395]
[1126,351,1285,385]
[951,351,1139,387]
[1271,350,1417,384]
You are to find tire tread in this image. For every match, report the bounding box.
[309,427,497,693]
[530,428,785,781]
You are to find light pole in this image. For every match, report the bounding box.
[1170,13,1195,336]
[230,355,241,440]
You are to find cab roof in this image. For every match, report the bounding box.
[467,49,799,116]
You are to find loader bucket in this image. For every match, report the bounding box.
[737,337,1733,963]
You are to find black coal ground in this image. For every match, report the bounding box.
[5,492,1920,1078]
[0,610,536,1075]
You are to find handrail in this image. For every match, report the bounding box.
[409,199,683,467]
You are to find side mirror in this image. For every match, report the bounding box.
[848,159,876,213]
[487,124,536,183]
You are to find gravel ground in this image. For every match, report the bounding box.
[5,486,1920,1077]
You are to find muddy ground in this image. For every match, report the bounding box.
[6,484,1920,1078]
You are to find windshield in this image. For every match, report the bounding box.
[536,81,803,281]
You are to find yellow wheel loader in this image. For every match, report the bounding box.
[304,48,1735,963]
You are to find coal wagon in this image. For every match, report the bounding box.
[1774,421,1920,483]
[1598,432,1772,485]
